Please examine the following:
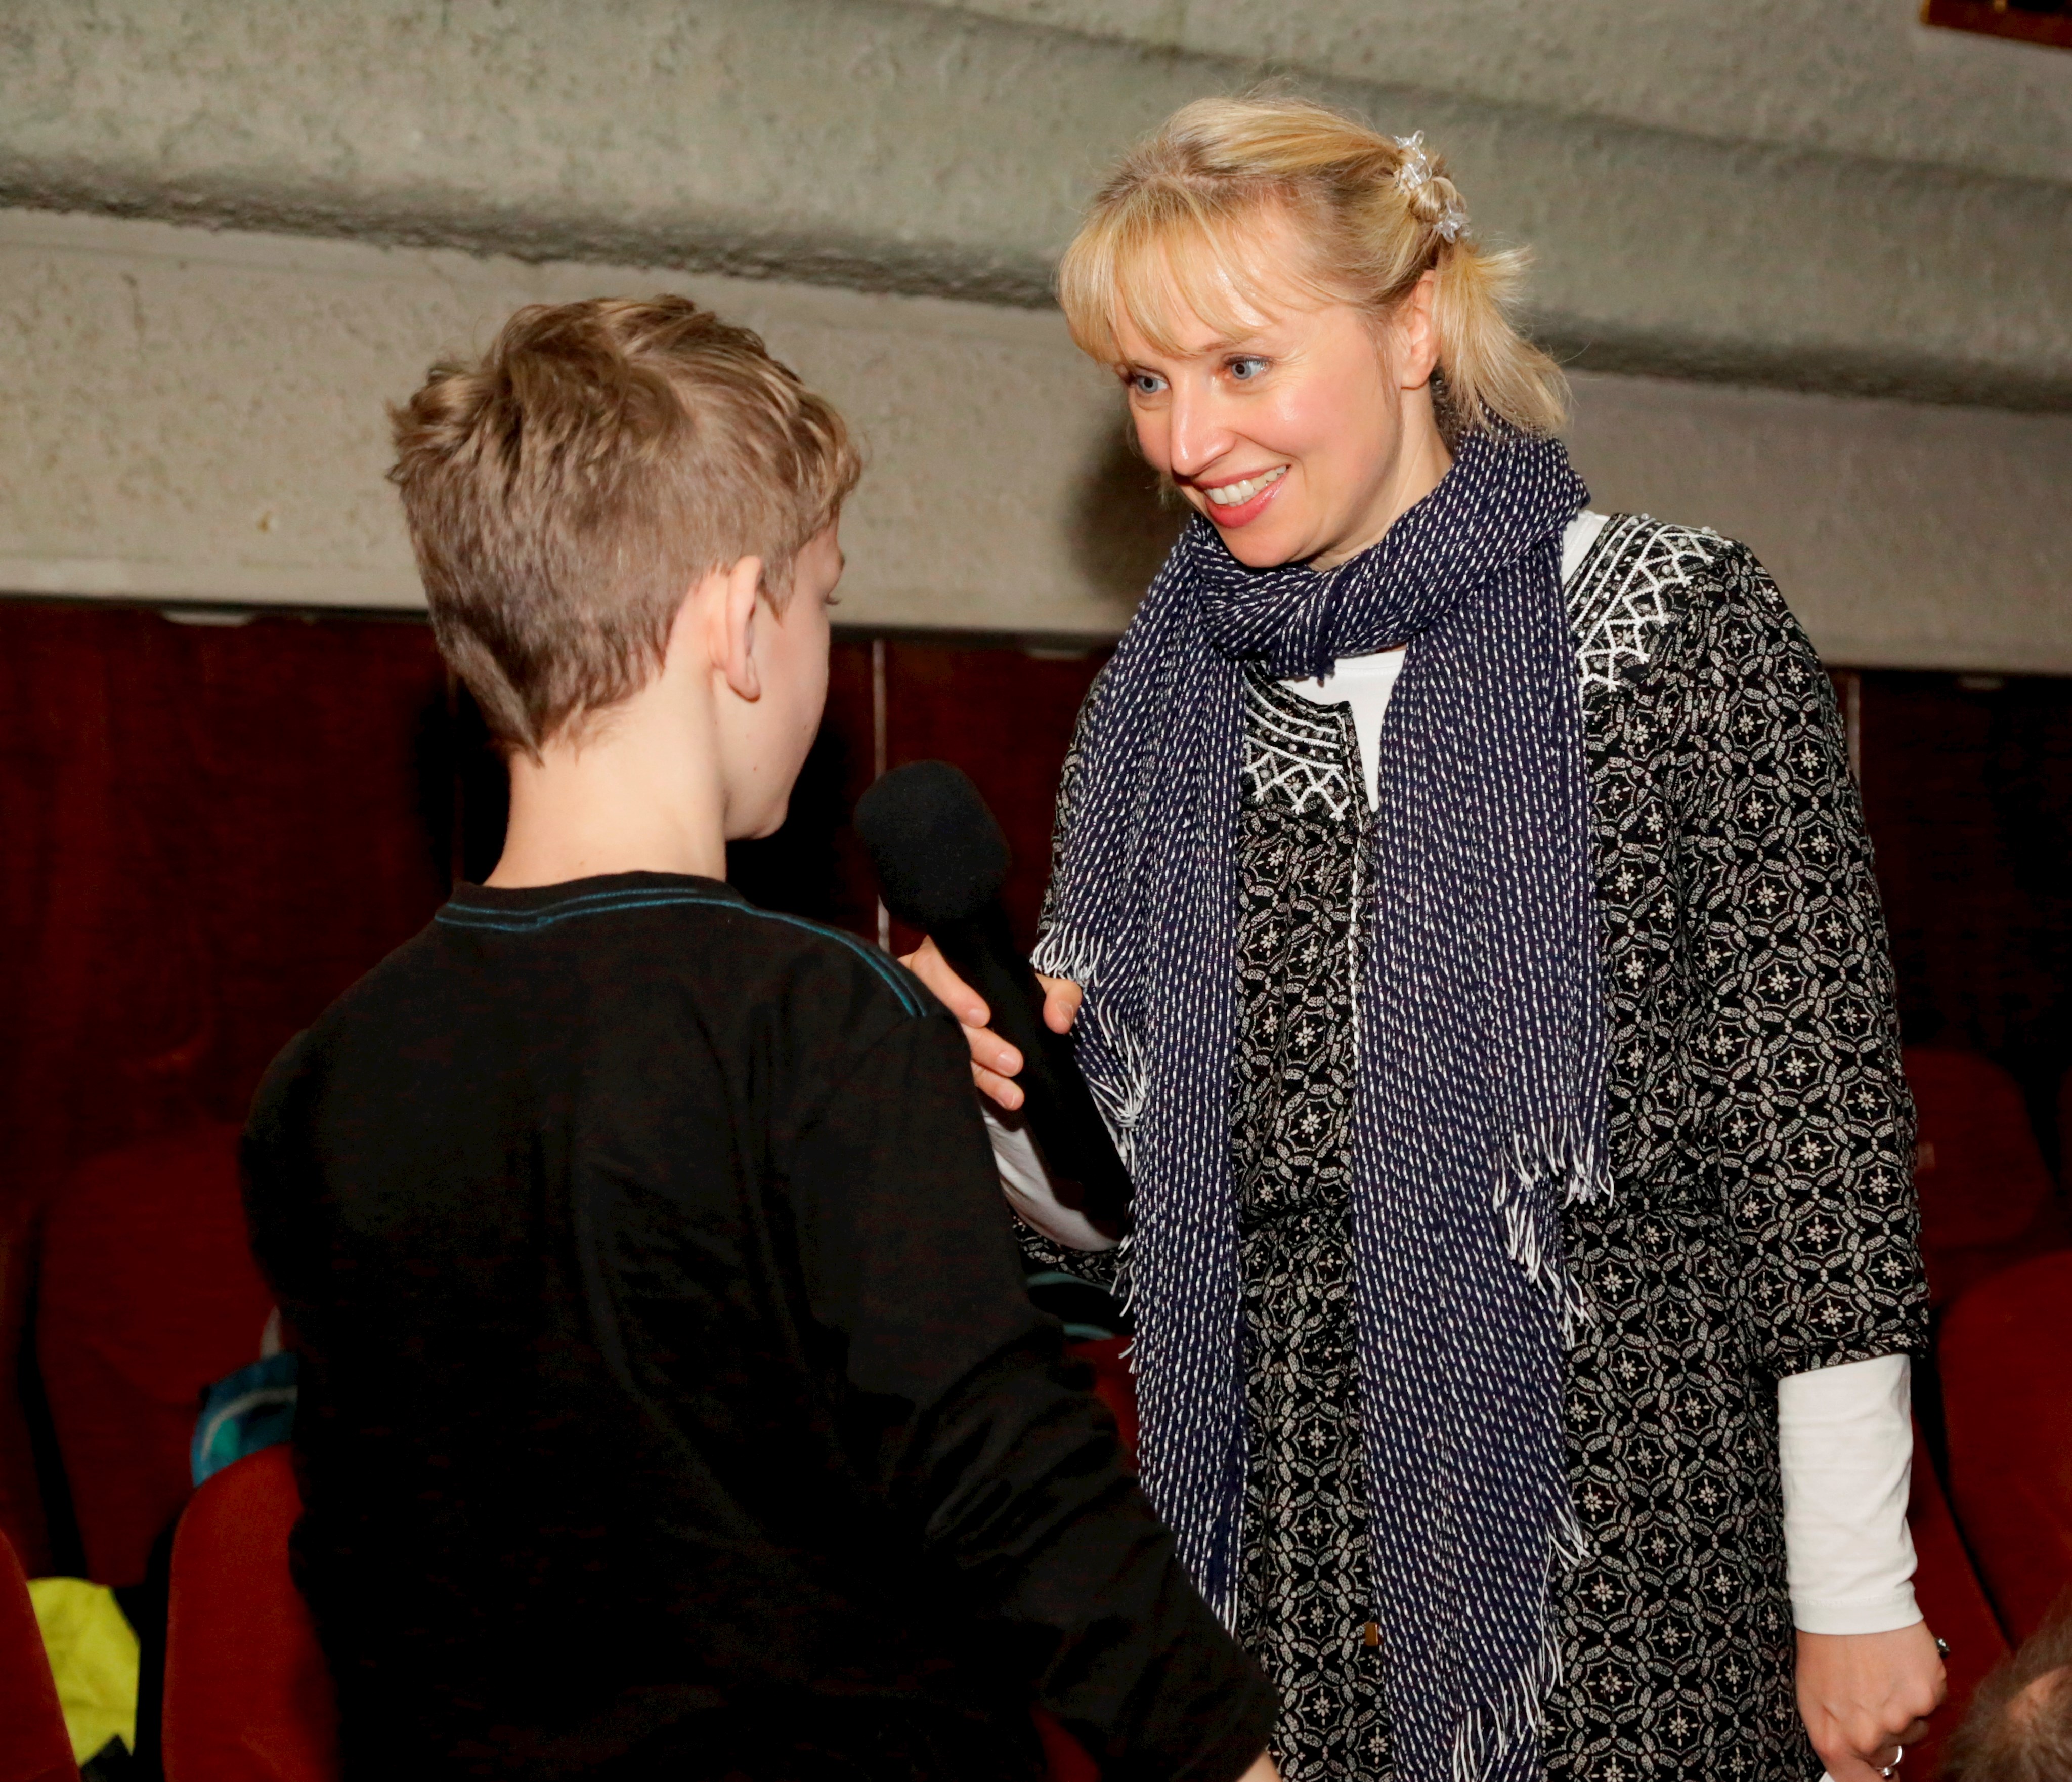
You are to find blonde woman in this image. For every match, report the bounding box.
[910,98,1944,1782]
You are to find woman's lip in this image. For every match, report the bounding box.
[1192,471,1285,530]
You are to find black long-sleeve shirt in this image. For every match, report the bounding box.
[243,872,1273,1782]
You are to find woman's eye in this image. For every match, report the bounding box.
[1228,356,1270,383]
[1127,371,1167,396]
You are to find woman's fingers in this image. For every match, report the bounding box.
[1038,971,1084,1034]
[968,1026,1022,1080]
[899,936,990,1029]
[899,937,1031,1107]
[1864,1730,1929,1776]
[902,944,1082,1102]
[973,1062,1024,1111]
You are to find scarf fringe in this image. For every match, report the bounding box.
[1494,1117,1608,1342]
[1030,923,1146,1176]
[1448,1590,1565,1782]
[1448,1500,1588,1782]
[1551,1495,1590,1575]
[1029,921,1104,990]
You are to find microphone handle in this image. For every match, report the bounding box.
[931,902,1133,1242]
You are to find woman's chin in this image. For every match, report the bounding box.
[1215,521,1308,570]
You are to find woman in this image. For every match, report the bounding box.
[909,98,1944,1782]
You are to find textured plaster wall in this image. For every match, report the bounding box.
[0,209,1146,634]
[2,0,2068,408]
[5,210,2068,673]
[1567,381,2072,675]
[922,0,2072,186]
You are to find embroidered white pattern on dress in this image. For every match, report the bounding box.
[1568,515,1719,697]
[1241,676,1361,822]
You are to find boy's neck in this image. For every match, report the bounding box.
[486,701,729,889]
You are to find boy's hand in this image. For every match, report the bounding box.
[898,937,1082,1112]
[1796,1623,1945,1781]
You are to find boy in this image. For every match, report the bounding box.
[242,298,1278,1780]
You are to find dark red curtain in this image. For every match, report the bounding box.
[0,607,1115,1569]
[0,603,454,1569]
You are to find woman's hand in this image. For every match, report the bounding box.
[898,936,1082,1111]
[1796,1623,1946,1780]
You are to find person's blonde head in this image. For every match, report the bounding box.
[1058,95,1566,444]
[1944,1603,2072,1782]
[390,296,861,758]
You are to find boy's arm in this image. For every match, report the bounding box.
[788,1005,1277,1782]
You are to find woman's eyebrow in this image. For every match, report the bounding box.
[1198,323,1282,355]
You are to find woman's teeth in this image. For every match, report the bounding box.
[1202,465,1288,507]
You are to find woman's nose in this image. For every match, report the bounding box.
[1166,385,1233,481]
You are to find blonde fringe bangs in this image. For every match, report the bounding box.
[1060,186,1344,367]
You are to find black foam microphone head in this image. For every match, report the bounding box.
[853,760,1010,931]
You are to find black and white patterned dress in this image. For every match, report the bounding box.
[1020,516,1926,1782]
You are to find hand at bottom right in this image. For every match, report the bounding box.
[1797,1622,1947,1781]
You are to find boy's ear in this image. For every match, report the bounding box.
[708,555,766,704]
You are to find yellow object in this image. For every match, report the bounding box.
[28,1575,139,1764]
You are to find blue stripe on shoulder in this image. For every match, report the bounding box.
[435,891,925,1017]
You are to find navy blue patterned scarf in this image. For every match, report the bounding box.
[1034,432,1606,1782]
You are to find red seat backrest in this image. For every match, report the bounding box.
[157,1423,1115,1782]
[1904,1047,2053,1250]
[1939,1251,2072,1644]
[1903,1421,2009,1780]
[1069,1336,1139,1473]
[1904,1047,2053,1251]
[162,1446,339,1782]
[0,1528,77,1782]
[36,1122,275,1586]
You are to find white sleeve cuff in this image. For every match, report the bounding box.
[1777,1353,1921,1635]
[983,1104,1118,1254]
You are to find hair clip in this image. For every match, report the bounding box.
[1393,131,1470,243]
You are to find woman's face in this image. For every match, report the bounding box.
[1112,232,1445,571]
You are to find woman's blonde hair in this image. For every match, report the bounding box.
[1058,95,1568,443]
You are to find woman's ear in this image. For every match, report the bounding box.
[711,555,766,703]
[1391,270,1444,392]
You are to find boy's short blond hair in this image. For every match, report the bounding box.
[390,296,861,756]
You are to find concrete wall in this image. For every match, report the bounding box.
[922,0,2072,186]
[3,0,2068,408]
[5,208,2067,673]
[2,3,2066,667]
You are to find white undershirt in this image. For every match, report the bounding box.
[997,508,1918,1634]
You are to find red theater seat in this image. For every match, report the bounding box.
[1071,1335,1140,1473]
[163,1446,1102,1782]
[35,1122,275,1586]
[163,1445,338,1782]
[0,1528,77,1782]
[1939,1251,2072,1643]
[1903,1047,2069,1307]
[1903,1422,2008,1779]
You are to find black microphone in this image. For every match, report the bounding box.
[854,760,1131,1242]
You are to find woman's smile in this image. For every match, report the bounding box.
[1190,463,1289,528]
